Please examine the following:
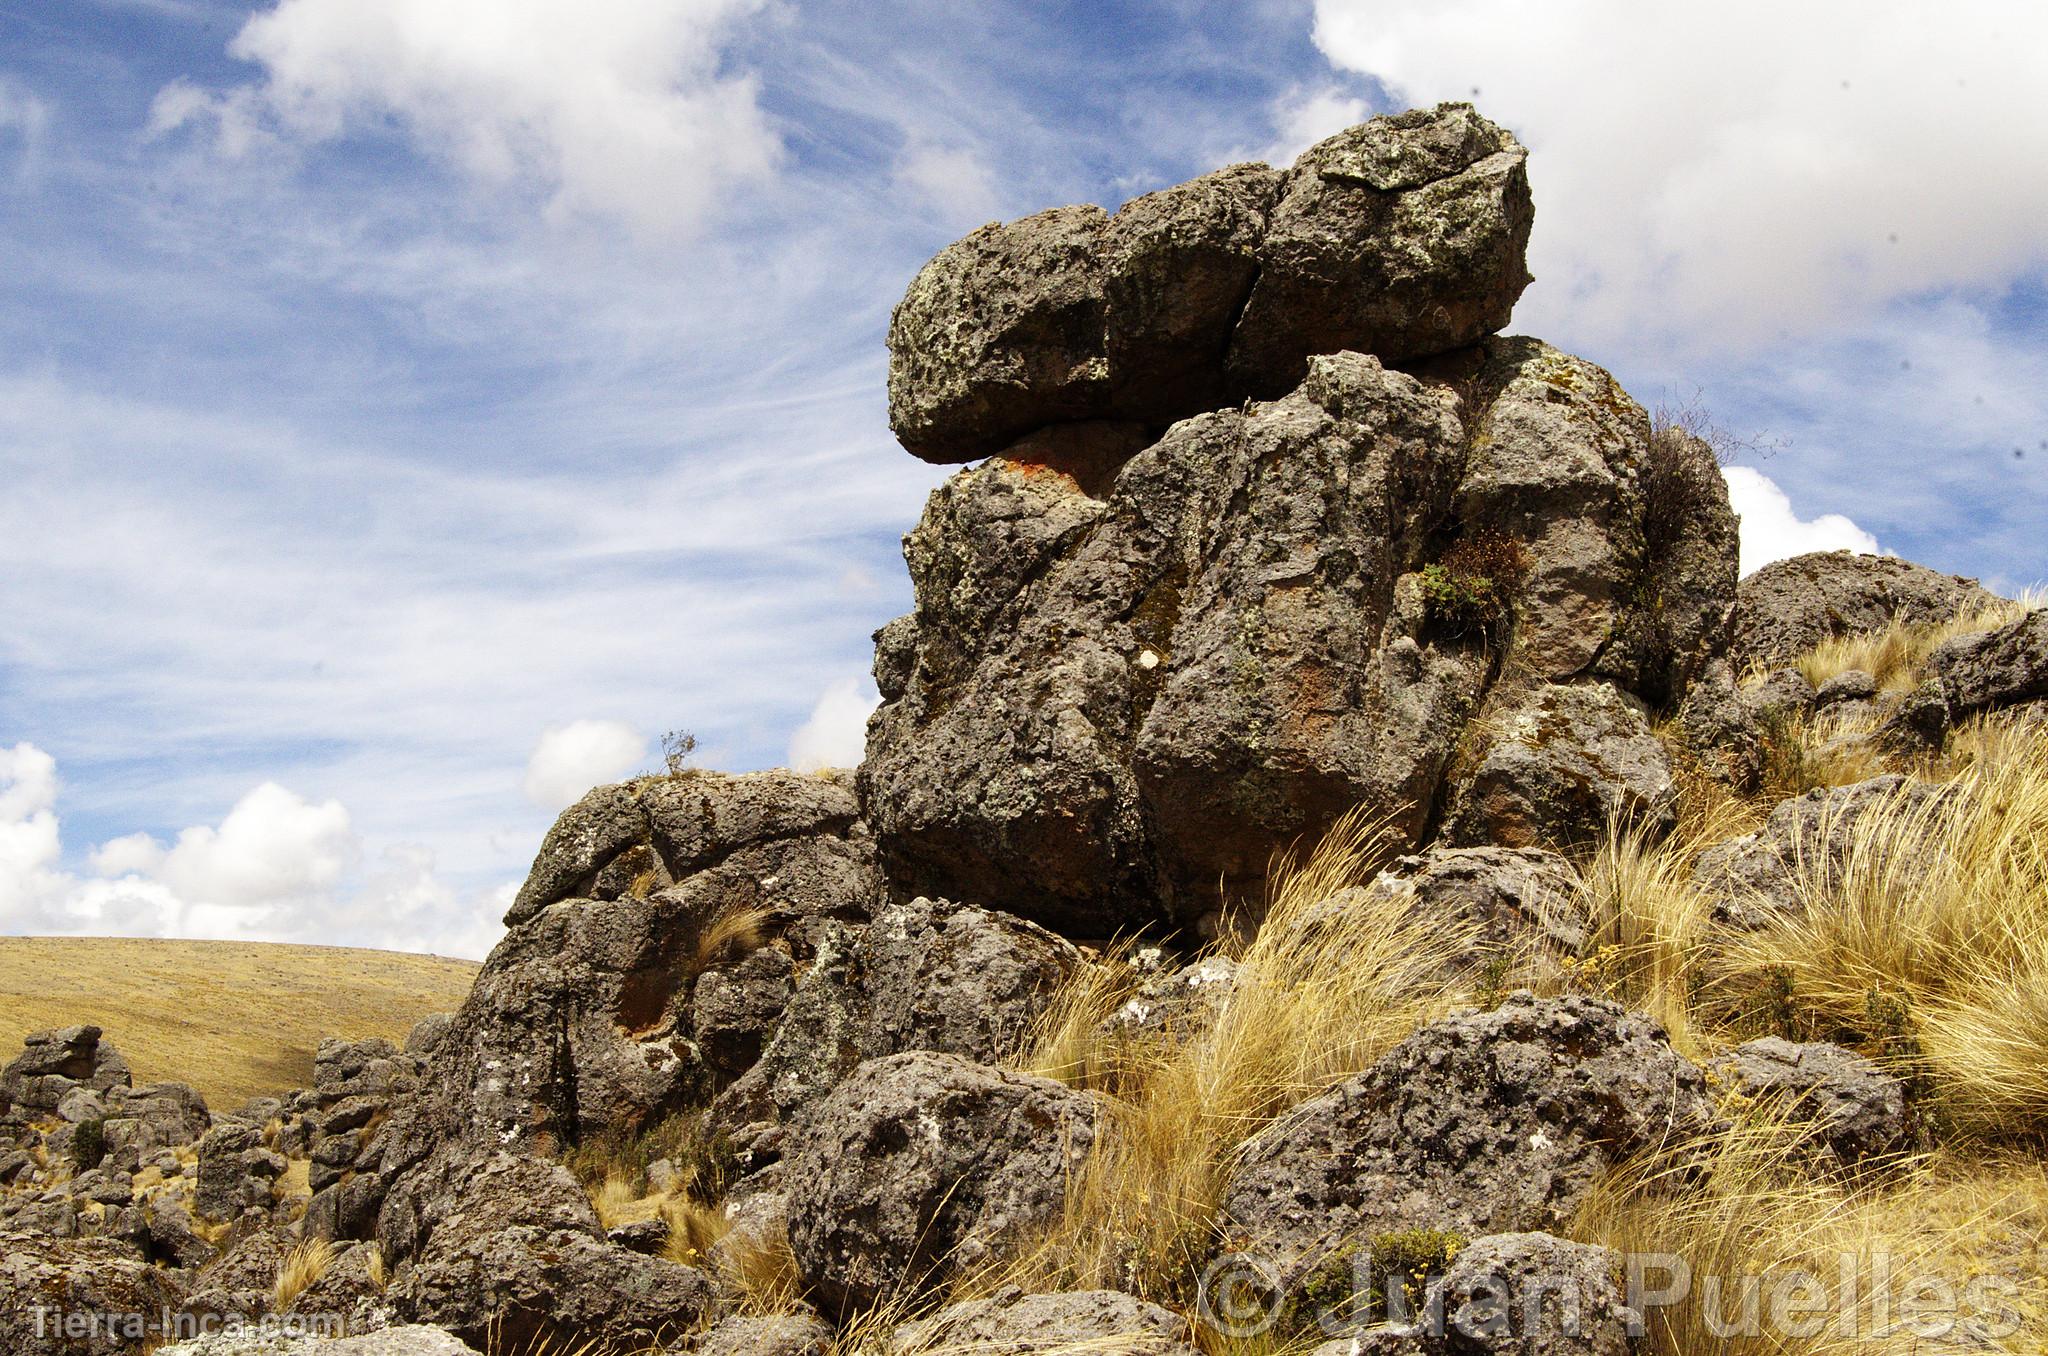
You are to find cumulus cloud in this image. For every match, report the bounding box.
[523,719,646,810]
[151,0,780,233]
[787,676,878,773]
[1724,466,1881,577]
[1310,1,2048,349]
[0,742,503,956]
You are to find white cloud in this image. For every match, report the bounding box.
[1311,2,2048,350]
[1723,465,1880,577]
[786,676,878,773]
[1261,85,1370,165]
[895,142,1002,228]
[152,0,780,234]
[0,74,50,178]
[523,720,646,810]
[0,742,505,956]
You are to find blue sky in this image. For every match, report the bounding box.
[2,0,2043,958]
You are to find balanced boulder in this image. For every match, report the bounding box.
[888,103,1530,462]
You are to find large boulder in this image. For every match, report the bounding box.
[708,897,1084,1141]
[1731,551,1999,670]
[0,1233,188,1356]
[783,1051,1099,1315]
[1219,994,1717,1290]
[888,103,1530,462]
[432,769,880,1149]
[894,1287,1200,1355]
[864,337,1729,932]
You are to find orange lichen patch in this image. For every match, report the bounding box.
[995,457,1086,493]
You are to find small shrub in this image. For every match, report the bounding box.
[660,729,698,777]
[70,1118,106,1173]
[1418,530,1529,637]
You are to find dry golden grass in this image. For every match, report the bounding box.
[1794,596,2035,694]
[988,809,1480,1304]
[0,937,477,1108]
[272,1237,335,1310]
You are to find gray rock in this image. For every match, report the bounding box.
[383,1149,713,1352]
[1104,954,1241,1043]
[1227,104,1531,397]
[865,336,1730,932]
[691,1313,831,1356]
[1923,607,2048,718]
[784,1051,1100,1314]
[194,1123,280,1223]
[1692,775,1949,930]
[1811,668,1878,708]
[887,104,1529,464]
[1709,1038,1912,1166]
[104,1081,211,1154]
[894,1287,1199,1354]
[1743,667,1815,723]
[1732,551,1999,670]
[1220,994,1717,1290]
[0,1233,188,1356]
[1392,1232,1637,1356]
[279,1240,395,1333]
[158,1329,479,1355]
[403,1013,454,1058]
[432,770,881,1151]
[0,1026,131,1115]
[1443,682,1676,850]
[709,898,1083,1137]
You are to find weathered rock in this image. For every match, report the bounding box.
[159,1329,479,1355]
[194,1123,285,1222]
[709,898,1083,1137]
[866,336,1730,931]
[1104,953,1240,1043]
[1692,775,1948,930]
[1732,552,1999,670]
[432,770,881,1150]
[179,1225,286,1322]
[280,1240,396,1332]
[383,1149,712,1352]
[1220,994,1717,1288]
[894,1287,1199,1355]
[1370,1233,1638,1356]
[1922,607,2048,719]
[888,104,1529,462]
[691,1313,831,1356]
[1709,1038,1912,1166]
[0,1026,131,1115]
[1443,682,1676,849]
[784,1051,1099,1314]
[0,1233,188,1356]
[103,1081,211,1155]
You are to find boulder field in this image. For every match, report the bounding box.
[3,103,2036,1356]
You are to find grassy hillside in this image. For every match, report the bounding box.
[0,937,479,1111]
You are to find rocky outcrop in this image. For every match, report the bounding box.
[430,769,880,1150]
[1219,994,1717,1290]
[866,336,1728,932]
[783,1051,1099,1314]
[888,104,1531,462]
[1,1027,133,1118]
[895,1287,1200,1354]
[1732,551,1999,670]
[1709,1038,1912,1166]
[692,1313,831,1356]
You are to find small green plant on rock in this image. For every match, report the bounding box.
[1418,531,1529,638]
